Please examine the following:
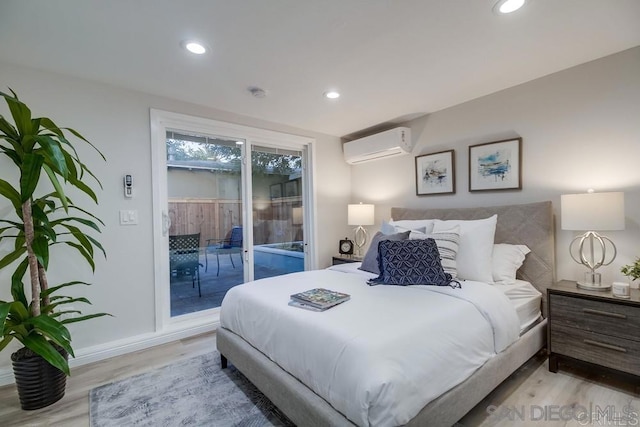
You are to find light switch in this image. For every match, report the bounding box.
[119,209,139,225]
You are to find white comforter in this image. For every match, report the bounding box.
[220,268,519,426]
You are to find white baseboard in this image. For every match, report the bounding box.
[0,319,220,387]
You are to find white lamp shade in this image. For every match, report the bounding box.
[292,207,303,225]
[348,203,375,226]
[561,192,625,231]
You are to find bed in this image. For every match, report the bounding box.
[217,201,555,426]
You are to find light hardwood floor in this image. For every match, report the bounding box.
[1,332,638,427]
[0,333,216,427]
[458,351,640,426]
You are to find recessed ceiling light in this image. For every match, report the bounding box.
[494,0,526,14]
[183,41,206,55]
[324,91,340,99]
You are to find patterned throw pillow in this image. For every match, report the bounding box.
[368,239,461,288]
[359,230,411,274]
[409,226,460,279]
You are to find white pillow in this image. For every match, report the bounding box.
[383,219,435,235]
[410,226,460,278]
[432,215,497,283]
[493,244,531,285]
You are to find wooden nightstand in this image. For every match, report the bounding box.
[332,255,363,265]
[548,280,640,377]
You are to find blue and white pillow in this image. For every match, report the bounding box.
[409,226,460,279]
[368,239,460,288]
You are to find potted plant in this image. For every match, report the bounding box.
[621,257,640,284]
[0,89,109,410]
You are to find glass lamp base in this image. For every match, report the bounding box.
[576,282,612,291]
[576,271,611,291]
[353,226,368,258]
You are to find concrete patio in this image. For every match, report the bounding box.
[170,252,301,317]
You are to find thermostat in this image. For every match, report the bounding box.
[124,174,133,198]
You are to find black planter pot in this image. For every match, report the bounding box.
[11,346,68,410]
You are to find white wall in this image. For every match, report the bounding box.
[0,62,351,374]
[352,47,640,286]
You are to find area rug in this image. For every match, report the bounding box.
[89,351,294,426]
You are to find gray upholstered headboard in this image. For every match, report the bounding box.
[391,201,555,316]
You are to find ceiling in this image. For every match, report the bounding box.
[1,0,639,137]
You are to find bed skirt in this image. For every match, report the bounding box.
[217,318,547,427]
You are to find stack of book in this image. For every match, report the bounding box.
[289,288,351,311]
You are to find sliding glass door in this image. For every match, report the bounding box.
[151,109,315,327]
[251,144,305,280]
[166,131,245,317]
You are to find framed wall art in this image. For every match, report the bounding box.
[270,183,283,199]
[415,149,455,196]
[284,180,299,197]
[469,138,522,192]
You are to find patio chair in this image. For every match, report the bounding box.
[169,233,202,297]
[206,226,243,276]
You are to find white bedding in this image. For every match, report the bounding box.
[332,263,542,333]
[221,267,519,426]
[494,279,542,333]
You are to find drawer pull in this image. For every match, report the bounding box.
[582,308,627,319]
[583,339,627,353]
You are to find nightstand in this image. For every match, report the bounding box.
[548,280,640,377]
[332,255,363,265]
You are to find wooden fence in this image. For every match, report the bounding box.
[168,197,302,247]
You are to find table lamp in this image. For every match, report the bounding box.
[291,206,303,242]
[561,191,625,290]
[348,203,375,256]
[292,207,303,225]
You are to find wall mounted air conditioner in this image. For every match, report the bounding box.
[343,127,412,165]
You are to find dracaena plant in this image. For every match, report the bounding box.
[0,89,108,375]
